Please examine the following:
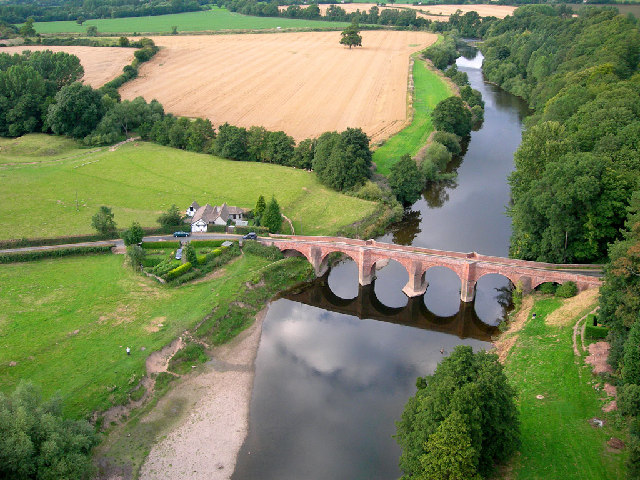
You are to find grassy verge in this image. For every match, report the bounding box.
[503,295,627,479]
[32,6,350,34]
[0,252,299,418]
[372,55,452,176]
[0,137,376,240]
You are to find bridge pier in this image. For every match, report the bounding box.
[358,250,375,286]
[309,246,329,277]
[460,279,476,303]
[402,262,428,297]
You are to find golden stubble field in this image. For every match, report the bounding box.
[119,31,437,142]
[280,3,517,21]
[0,45,134,88]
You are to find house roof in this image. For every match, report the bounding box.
[191,202,248,225]
[189,201,200,210]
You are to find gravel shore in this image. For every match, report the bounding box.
[138,310,266,480]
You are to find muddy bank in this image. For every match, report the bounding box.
[138,308,267,480]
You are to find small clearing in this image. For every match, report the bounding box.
[546,288,599,327]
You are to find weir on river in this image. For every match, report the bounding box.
[232,52,534,480]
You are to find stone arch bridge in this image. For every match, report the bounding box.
[260,236,602,302]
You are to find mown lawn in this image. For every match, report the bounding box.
[0,253,280,418]
[372,56,452,176]
[0,136,376,239]
[31,6,350,34]
[504,296,627,479]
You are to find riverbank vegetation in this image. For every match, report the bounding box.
[500,293,627,479]
[481,5,640,264]
[396,345,520,479]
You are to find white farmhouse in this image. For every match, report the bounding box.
[190,202,248,233]
[186,201,200,217]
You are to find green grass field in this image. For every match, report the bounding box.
[31,6,350,34]
[0,134,89,163]
[504,296,627,479]
[0,136,376,239]
[372,55,452,175]
[0,253,291,418]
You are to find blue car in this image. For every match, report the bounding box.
[243,232,257,240]
[173,231,191,237]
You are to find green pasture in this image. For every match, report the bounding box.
[31,6,350,34]
[372,56,452,175]
[0,253,282,417]
[0,136,376,239]
[504,296,627,479]
[0,251,313,423]
[0,133,91,164]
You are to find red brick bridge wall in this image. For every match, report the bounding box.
[260,236,602,302]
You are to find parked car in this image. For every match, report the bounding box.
[175,248,183,260]
[173,231,191,237]
[243,232,258,240]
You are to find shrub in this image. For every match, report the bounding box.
[0,245,111,263]
[234,225,269,235]
[207,224,227,233]
[141,257,163,268]
[185,243,197,265]
[585,324,608,340]
[537,282,557,294]
[141,241,180,249]
[619,384,640,417]
[555,281,578,298]
[196,254,207,264]
[164,262,192,281]
[151,258,181,276]
[122,221,144,246]
[168,343,208,374]
[431,131,461,155]
[191,240,226,248]
[242,240,284,260]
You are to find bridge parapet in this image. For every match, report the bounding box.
[262,236,602,302]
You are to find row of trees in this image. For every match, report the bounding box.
[481,5,640,264]
[0,0,205,24]
[221,0,431,29]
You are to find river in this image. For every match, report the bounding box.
[232,52,530,480]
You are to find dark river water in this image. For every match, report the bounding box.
[232,53,530,480]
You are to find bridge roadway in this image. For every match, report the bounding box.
[260,235,603,302]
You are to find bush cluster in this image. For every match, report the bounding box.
[242,240,284,260]
[555,281,578,298]
[165,261,192,281]
[0,245,111,263]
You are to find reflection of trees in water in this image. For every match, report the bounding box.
[423,141,467,208]
[495,284,514,319]
[391,210,421,245]
[459,44,478,60]
[423,178,456,208]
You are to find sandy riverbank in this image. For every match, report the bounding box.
[138,309,267,480]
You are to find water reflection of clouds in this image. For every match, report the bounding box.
[262,301,490,390]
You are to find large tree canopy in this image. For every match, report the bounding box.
[396,346,520,479]
[431,96,472,137]
[313,128,372,191]
[46,82,105,138]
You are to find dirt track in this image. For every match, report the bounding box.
[0,45,134,88]
[120,31,437,142]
